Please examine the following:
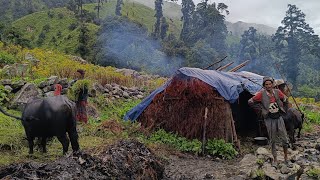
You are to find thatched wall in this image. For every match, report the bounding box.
[138,74,239,145]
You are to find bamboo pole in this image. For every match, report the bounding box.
[216,62,234,71]
[204,56,228,70]
[228,60,250,72]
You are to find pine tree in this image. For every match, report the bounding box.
[273,4,317,86]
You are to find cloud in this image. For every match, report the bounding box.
[174,0,320,34]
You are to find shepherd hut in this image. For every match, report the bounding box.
[124,67,265,147]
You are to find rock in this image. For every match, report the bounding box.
[4,85,12,92]
[92,83,105,94]
[45,91,55,97]
[11,80,26,92]
[25,53,40,64]
[47,76,58,85]
[104,84,113,91]
[70,55,88,64]
[240,154,257,168]
[0,79,12,85]
[280,164,291,174]
[58,78,69,87]
[239,154,258,177]
[42,86,51,93]
[263,164,280,180]
[10,83,40,110]
[115,68,140,77]
[136,95,144,99]
[38,81,48,88]
[122,91,130,99]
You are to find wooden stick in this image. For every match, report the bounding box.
[204,56,228,70]
[202,107,208,155]
[228,60,250,72]
[216,62,234,71]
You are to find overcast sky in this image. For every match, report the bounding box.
[174,0,320,34]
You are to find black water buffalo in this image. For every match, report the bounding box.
[282,107,305,148]
[0,95,80,154]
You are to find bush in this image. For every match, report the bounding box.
[149,129,202,154]
[307,168,320,179]
[0,51,15,65]
[0,85,11,105]
[42,24,51,32]
[58,13,64,19]
[205,139,238,159]
[68,23,78,31]
[47,11,54,18]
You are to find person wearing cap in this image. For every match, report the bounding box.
[248,76,289,165]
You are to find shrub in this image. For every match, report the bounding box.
[149,129,202,154]
[307,168,320,179]
[47,11,54,18]
[42,24,51,32]
[58,13,64,19]
[68,23,78,31]
[0,51,15,65]
[205,139,238,159]
[0,85,11,105]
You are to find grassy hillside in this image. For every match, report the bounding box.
[11,0,181,58]
[12,8,98,54]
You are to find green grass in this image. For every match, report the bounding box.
[11,0,182,57]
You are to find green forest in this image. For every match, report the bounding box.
[0,0,319,96]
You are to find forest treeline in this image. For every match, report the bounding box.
[0,0,319,98]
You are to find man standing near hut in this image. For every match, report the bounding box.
[248,77,289,165]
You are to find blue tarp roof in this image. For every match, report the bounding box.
[124,67,264,121]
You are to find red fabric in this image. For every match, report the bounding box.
[54,84,63,96]
[76,100,88,123]
[252,90,285,103]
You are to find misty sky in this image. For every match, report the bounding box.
[174,0,320,34]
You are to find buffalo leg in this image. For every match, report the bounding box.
[298,127,302,138]
[68,128,80,152]
[57,134,69,154]
[28,137,35,154]
[41,137,47,153]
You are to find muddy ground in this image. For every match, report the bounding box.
[1,131,320,180]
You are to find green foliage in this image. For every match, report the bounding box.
[94,98,141,120]
[0,85,11,105]
[205,139,238,160]
[256,158,265,167]
[305,110,320,124]
[0,110,24,152]
[149,129,202,154]
[307,168,320,179]
[67,79,91,101]
[297,85,320,100]
[0,51,16,64]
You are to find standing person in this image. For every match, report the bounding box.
[248,77,289,165]
[54,83,63,96]
[73,69,89,124]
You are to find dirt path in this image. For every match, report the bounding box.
[163,154,239,180]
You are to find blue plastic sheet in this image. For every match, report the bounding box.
[124,67,264,121]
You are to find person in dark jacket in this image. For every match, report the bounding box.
[248,77,289,165]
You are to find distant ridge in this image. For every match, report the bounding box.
[130,0,276,36]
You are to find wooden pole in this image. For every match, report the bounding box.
[202,107,208,155]
[228,60,250,72]
[216,62,234,71]
[204,56,228,70]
